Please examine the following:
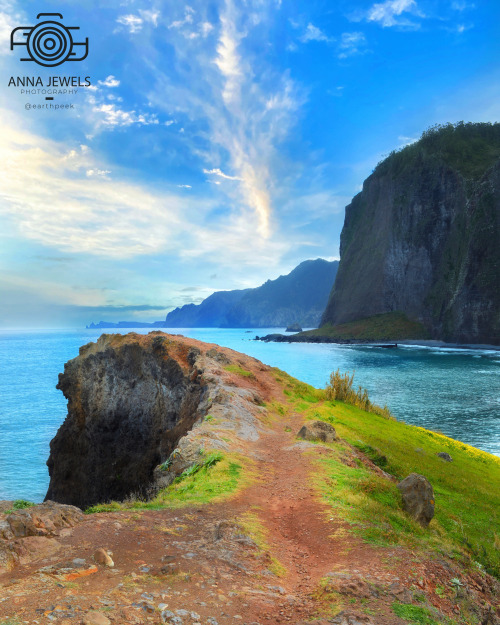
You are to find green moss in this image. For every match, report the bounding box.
[300,312,430,341]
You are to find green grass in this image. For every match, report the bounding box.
[392,602,450,625]
[224,364,255,378]
[2,499,36,514]
[86,452,252,513]
[275,368,500,579]
[299,312,430,341]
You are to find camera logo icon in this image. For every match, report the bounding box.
[10,13,88,67]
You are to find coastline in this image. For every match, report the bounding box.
[255,333,500,351]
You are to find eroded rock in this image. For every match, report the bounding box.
[297,420,337,443]
[397,473,435,527]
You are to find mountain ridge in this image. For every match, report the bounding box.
[165,258,338,328]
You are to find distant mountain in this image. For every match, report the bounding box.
[165,259,339,328]
[321,122,500,344]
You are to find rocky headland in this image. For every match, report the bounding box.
[1,332,499,625]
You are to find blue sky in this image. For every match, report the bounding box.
[0,0,499,327]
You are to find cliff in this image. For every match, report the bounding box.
[165,258,338,328]
[45,332,267,509]
[0,333,497,623]
[321,122,500,344]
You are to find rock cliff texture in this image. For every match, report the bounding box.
[45,333,267,509]
[166,259,338,329]
[322,123,500,344]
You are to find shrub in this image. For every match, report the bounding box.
[325,369,392,418]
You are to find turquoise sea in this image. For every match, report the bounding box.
[0,327,499,503]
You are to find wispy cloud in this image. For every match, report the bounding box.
[116,9,160,34]
[451,1,475,11]
[98,76,120,88]
[203,168,242,181]
[338,32,367,58]
[91,103,159,127]
[365,0,421,28]
[299,23,332,43]
[147,0,303,239]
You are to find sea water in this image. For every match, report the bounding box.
[0,327,499,502]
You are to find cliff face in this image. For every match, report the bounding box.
[165,259,338,329]
[45,333,267,509]
[322,123,500,344]
[46,334,204,508]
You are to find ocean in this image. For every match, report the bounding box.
[0,327,499,502]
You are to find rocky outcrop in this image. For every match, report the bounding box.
[322,123,500,345]
[297,420,337,443]
[0,501,82,572]
[166,259,338,329]
[46,333,268,509]
[397,473,435,527]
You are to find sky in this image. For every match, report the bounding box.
[0,0,499,327]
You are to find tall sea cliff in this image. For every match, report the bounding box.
[321,123,500,344]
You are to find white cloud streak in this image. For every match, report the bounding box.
[366,0,419,27]
[299,23,331,43]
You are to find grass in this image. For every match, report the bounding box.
[238,510,287,577]
[298,312,430,341]
[86,451,253,513]
[2,499,36,514]
[224,364,255,378]
[325,368,392,418]
[275,367,500,579]
[392,602,450,624]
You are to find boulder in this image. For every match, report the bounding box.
[297,420,337,443]
[397,473,435,527]
[5,501,83,538]
[437,452,453,462]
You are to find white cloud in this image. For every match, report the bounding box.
[92,104,159,127]
[169,6,195,29]
[116,14,143,33]
[117,10,159,34]
[299,23,331,43]
[203,168,243,181]
[98,76,120,88]
[140,9,160,26]
[200,21,214,36]
[338,32,367,58]
[366,0,420,28]
[398,135,418,146]
[0,112,297,269]
[177,184,192,188]
[86,169,111,178]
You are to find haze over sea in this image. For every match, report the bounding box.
[0,328,499,503]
